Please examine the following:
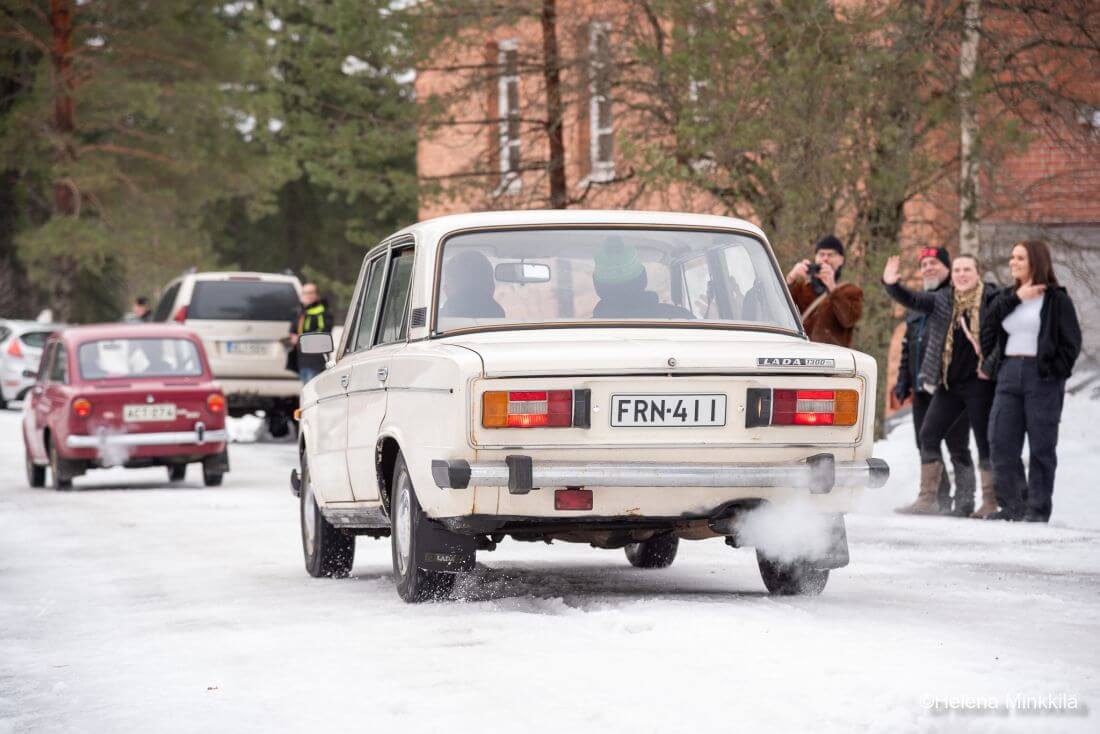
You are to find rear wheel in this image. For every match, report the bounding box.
[25,446,45,488]
[756,551,829,596]
[168,464,187,482]
[625,535,679,568]
[300,456,355,578]
[47,437,72,491]
[391,453,457,603]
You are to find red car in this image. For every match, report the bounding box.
[22,324,230,489]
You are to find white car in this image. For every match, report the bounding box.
[293,210,889,602]
[1,320,62,409]
[152,271,302,436]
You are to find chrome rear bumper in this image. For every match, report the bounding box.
[432,454,889,495]
[67,426,228,449]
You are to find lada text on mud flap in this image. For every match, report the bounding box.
[291,210,889,602]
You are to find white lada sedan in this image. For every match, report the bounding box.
[292,210,888,602]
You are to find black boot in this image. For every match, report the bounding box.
[936,465,952,514]
[950,462,976,517]
[985,510,1022,521]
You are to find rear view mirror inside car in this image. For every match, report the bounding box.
[494,262,550,284]
[299,332,333,355]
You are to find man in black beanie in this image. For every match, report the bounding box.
[785,234,863,347]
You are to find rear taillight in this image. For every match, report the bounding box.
[6,339,22,358]
[207,394,226,413]
[173,305,188,323]
[72,398,92,418]
[483,390,577,428]
[746,388,858,427]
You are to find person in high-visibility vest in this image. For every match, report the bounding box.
[287,283,331,383]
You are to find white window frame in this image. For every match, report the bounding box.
[497,39,522,195]
[588,22,614,183]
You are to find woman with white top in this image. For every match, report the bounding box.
[982,240,1082,522]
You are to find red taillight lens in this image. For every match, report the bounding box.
[554,488,593,511]
[6,338,22,358]
[483,390,574,428]
[207,393,226,413]
[72,398,92,418]
[173,305,188,323]
[747,388,858,427]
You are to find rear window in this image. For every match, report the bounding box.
[20,331,50,348]
[187,280,299,321]
[78,338,205,380]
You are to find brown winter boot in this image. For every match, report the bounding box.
[896,461,943,515]
[971,464,998,519]
[950,462,976,517]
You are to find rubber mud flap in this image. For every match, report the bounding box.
[811,514,849,570]
[415,514,476,573]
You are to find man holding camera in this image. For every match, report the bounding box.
[785,234,863,347]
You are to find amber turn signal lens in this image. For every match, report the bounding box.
[834,390,859,426]
[482,391,508,427]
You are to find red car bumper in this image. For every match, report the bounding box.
[63,425,227,461]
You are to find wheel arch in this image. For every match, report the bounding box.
[375,433,401,515]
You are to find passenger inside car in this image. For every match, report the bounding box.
[438,250,506,319]
[591,238,695,320]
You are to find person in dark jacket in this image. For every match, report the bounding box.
[883,253,999,516]
[439,250,506,319]
[982,240,1081,522]
[287,283,332,384]
[785,235,863,347]
[591,237,694,320]
[893,247,974,515]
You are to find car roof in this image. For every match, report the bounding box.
[387,209,768,245]
[56,323,203,344]
[183,271,301,283]
[1,319,63,333]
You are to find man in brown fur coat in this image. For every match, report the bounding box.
[785,234,863,347]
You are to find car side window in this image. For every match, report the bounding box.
[350,255,387,352]
[38,343,55,382]
[153,282,181,322]
[49,345,68,384]
[375,248,415,345]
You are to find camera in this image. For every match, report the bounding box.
[808,263,822,276]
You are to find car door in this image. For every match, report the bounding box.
[25,341,55,459]
[40,343,71,453]
[346,242,415,502]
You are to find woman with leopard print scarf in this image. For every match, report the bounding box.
[883,254,1000,517]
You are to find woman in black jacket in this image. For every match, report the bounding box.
[883,254,999,517]
[981,240,1082,522]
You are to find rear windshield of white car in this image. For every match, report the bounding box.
[78,339,205,380]
[20,331,50,349]
[187,280,299,321]
[435,228,800,334]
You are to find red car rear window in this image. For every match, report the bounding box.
[78,338,204,380]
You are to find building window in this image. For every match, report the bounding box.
[498,40,521,194]
[588,23,614,182]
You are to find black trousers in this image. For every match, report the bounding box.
[989,357,1066,519]
[919,378,994,465]
[912,389,972,467]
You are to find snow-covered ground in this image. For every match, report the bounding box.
[2,391,1099,733]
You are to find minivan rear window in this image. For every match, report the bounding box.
[187,281,299,321]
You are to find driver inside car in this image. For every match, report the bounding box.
[591,238,695,320]
[438,250,506,319]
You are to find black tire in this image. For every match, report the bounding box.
[25,445,45,488]
[47,438,73,490]
[300,456,355,578]
[391,452,457,603]
[266,412,290,439]
[756,551,829,596]
[202,467,223,487]
[168,464,187,482]
[625,534,679,568]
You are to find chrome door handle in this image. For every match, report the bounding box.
[377,367,388,381]
[340,373,350,390]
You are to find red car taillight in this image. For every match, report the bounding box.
[746,388,858,427]
[173,305,188,323]
[483,390,576,428]
[207,394,226,413]
[72,398,92,418]
[6,339,22,358]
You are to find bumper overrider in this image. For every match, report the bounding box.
[432,453,889,495]
[66,423,228,449]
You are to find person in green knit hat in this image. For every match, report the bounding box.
[591,237,694,320]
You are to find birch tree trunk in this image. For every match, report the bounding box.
[958,0,981,256]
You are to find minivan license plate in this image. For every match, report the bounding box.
[123,404,177,422]
[610,394,726,427]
